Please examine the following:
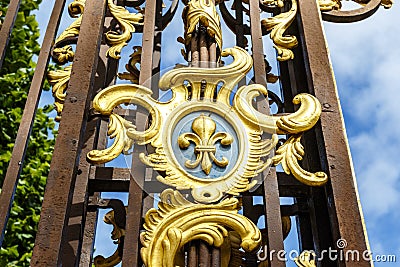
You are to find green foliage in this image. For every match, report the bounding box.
[0,0,56,266]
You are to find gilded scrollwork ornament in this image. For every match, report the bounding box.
[88,46,328,203]
[261,0,298,61]
[140,189,262,267]
[294,250,317,267]
[47,66,72,121]
[181,0,223,55]
[118,46,142,83]
[106,0,144,59]
[48,0,85,120]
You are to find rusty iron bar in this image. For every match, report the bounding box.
[188,242,199,267]
[0,0,22,69]
[199,26,209,68]
[249,0,267,86]
[297,0,371,265]
[60,33,114,264]
[30,0,107,264]
[0,0,67,247]
[248,0,285,265]
[199,241,211,267]
[122,0,159,264]
[79,121,109,266]
[191,32,199,67]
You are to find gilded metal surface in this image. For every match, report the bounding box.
[294,250,317,267]
[118,46,141,83]
[106,0,143,59]
[178,114,233,175]
[317,0,393,12]
[318,0,341,11]
[140,189,261,267]
[273,134,328,186]
[48,0,85,120]
[53,46,74,63]
[47,66,72,121]
[182,0,222,51]
[88,46,327,202]
[261,0,298,61]
[93,209,125,267]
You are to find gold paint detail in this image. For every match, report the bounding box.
[178,114,233,175]
[261,0,298,61]
[294,250,317,267]
[47,66,72,121]
[87,114,136,164]
[140,189,262,267]
[318,0,341,11]
[53,46,75,64]
[48,0,85,121]
[106,0,144,59]
[380,0,393,8]
[88,47,328,202]
[53,0,85,64]
[234,87,322,134]
[93,210,125,267]
[272,134,328,186]
[118,46,142,83]
[182,0,223,50]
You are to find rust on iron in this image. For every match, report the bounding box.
[0,0,67,246]
[30,0,107,264]
[298,0,371,264]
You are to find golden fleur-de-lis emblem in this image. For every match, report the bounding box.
[178,114,234,175]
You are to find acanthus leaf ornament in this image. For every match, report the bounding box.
[117,46,142,84]
[140,189,262,267]
[48,0,85,120]
[181,0,223,57]
[106,0,144,59]
[261,0,298,61]
[88,46,328,203]
[47,66,72,121]
[272,134,328,186]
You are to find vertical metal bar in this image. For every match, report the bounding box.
[297,0,371,265]
[30,0,107,264]
[211,247,221,267]
[248,0,285,265]
[263,169,285,267]
[199,28,209,68]
[199,241,211,267]
[61,40,113,264]
[0,0,67,246]
[0,0,22,69]
[122,0,158,264]
[191,33,199,67]
[248,0,266,86]
[188,242,199,267]
[209,42,216,67]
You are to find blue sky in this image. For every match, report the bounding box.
[32,0,400,265]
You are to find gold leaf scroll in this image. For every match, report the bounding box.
[140,189,262,267]
[106,0,143,59]
[234,85,328,186]
[182,0,223,50]
[294,250,317,267]
[261,0,298,61]
[47,66,72,121]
